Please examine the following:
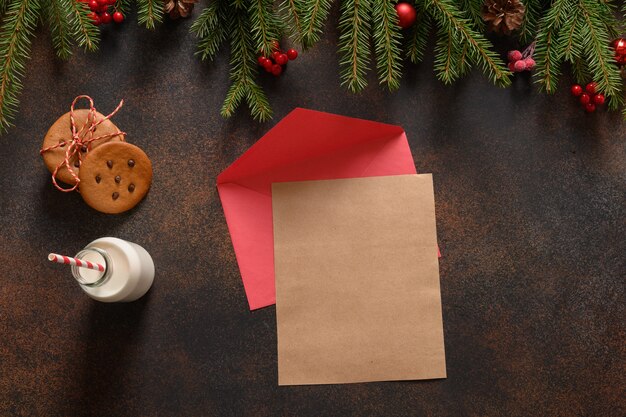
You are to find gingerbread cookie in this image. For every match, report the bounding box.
[42,110,124,185]
[78,142,153,214]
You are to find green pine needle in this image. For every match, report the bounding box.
[519,0,542,43]
[191,1,228,61]
[461,0,484,28]
[221,7,271,121]
[406,7,430,64]
[577,0,623,109]
[0,0,40,133]
[371,0,403,91]
[249,0,281,57]
[47,0,74,60]
[533,0,570,93]
[279,0,306,43]
[68,0,99,52]
[115,0,132,15]
[301,0,333,49]
[427,0,511,87]
[338,0,371,93]
[137,0,163,30]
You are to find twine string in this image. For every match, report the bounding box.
[40,95,126,192]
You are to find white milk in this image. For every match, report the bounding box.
[72,237,154,302]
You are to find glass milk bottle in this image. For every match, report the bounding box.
[71,237,155,302]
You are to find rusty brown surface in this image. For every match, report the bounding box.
[0,9,624,417]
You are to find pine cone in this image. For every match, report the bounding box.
[482,0,525,34]
[164,0,199,19]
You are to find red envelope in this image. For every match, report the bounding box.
[217,108,417,310]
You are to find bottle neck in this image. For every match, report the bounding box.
[71,247,112,287]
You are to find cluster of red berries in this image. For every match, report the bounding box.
[571,82,605,113]
[82,0,124,26]
[257,42,298,77]
[507,50,535,72]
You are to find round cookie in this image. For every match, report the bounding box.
[78,142,153,214]
[42,109,124,185]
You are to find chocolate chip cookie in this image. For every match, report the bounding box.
[78,142,153,214]
[42,110,124,185]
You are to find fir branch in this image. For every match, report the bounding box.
[406,7,430,64]
[454,42,472,77]
[434,28,460,84]
[577,0,623,109]
[115,0,132,15]
[221,7,271,121]
[371,0,403,90]
[47,0,74,60]
[279,0,305,42]
[426,0,510,87]
[338,0,371,93]
[1,0,8,17]
[0,0,40,133]
[558,5,579,62]
[191,1,227,61]
[137,0,163,29]
[301,0,333,49]
[572,57,590,84]
[68,0,99,52]
[533,0,570,93]
[519,0,542,43]
[249,0,280,57]
[461,0,484,28]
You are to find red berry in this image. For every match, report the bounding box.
[88,0,99,11]
[100,11,112,24]
[286,49,298,60]
[592,93,605,105]
[97,0,108,5]
[395,2,417,29]
[584,103,596,113]
[585,82,597,94]
[271,40,281,52]
[272,51,281,61]
[107,0,116,4]
[513,60,527,72]
[579,93,590,105]
[571,85,583,96]
[258,56,268,66]
[89,12,101,25]
[276,54,288,66]
[507,62,515,72]
[524,58,535,70]
[113,11,124,23]
[98,4,109,12]
[507,50,522,62]
[262,59,274,70]
[271,64,283,76]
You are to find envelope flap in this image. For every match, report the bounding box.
[217,108,405,184]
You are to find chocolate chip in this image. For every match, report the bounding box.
[80,145,88,153]
[115,175,121,183]
[112,192,119,200]
[74,161,80,168]
[128,183,135,192]
[128,159,135,167]
[95,175,101,183]
[107,160,113,168]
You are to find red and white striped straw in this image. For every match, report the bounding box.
[47,253,105,272]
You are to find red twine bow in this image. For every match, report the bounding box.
[40,95,126,192]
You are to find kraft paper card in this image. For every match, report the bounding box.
[218,108,417,310]
[273,174,446,385]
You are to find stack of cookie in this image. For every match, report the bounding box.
[42,106,153,214]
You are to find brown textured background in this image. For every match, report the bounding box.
[1,5,625,417]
